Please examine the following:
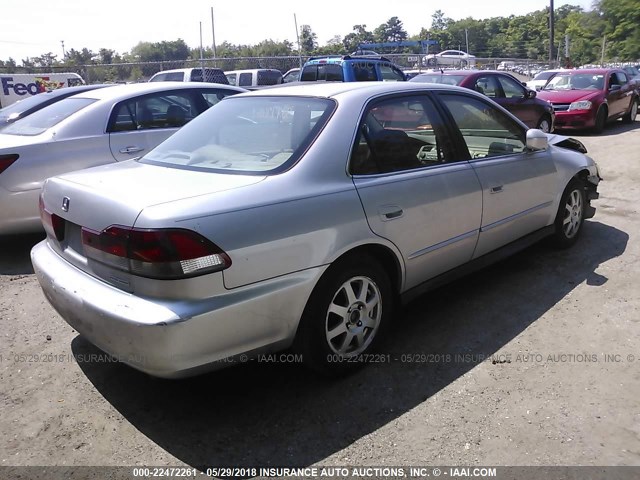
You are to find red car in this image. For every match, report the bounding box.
[410,70,555,132]
[536,68,639,133]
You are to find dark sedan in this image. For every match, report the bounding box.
[410,70,555,132]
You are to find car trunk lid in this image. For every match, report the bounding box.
[41,160,264,287]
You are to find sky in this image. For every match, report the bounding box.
[1,0,594,61]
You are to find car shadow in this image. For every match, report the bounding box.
[556,119,640,137]
[73,220,627,469]
[0,233,45,275]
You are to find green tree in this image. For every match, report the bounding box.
[32,52,59,68]
[299,25,318,54]
[598,0,640,61]
[64,48,94,66]
[373,17,408,44]
[342,25,375,53]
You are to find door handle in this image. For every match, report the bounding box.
[119,146,145,154]
[379,205,404,221]
[490,185,504,194]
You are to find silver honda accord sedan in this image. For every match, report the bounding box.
[31,82,601,378]
[0,82,245,235]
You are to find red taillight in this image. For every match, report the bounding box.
[0,154,19,175]
[82,225,231,279]
[39,194,65,241]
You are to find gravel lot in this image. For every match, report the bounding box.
[1,120,639,472]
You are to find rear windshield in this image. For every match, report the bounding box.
[257,70,282,85]
[301,64,344,82]
[410,74,465,85]
[141,96,336,174]
[0,92,58,121]
[1,98,96,136]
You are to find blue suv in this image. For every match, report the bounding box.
[300,55,407,82]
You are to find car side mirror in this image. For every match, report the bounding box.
[526,89,537,99]
[526,129,548,151]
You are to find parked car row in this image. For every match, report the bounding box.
[409,70,555,132]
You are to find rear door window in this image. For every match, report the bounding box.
[352,62,377,81]
[109,91,199,132]
[238,73,253,86]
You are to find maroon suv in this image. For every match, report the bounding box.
[536,68,639,132]
[410,70,555,132]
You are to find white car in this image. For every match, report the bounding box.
[0,82,245,234]
[424,50,476,68]
[526,69,570,91]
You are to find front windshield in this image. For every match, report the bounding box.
[410,75,465,85]
[544,73,604,91]
[141,96,336,174]
[1,98,96,136]
[533,71,557,81]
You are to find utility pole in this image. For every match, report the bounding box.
[199,22,205,74]
[549,0,555,65]
[601,35,606,66]
[211,7,217,62]
[465,28,469,54]
[61,40,65,58]
[294,13,302,69]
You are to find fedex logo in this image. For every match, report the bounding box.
[1,76,65,96]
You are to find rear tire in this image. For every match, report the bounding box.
[623,98,638,124]
[294,255,394,376]
[550,178,586,249]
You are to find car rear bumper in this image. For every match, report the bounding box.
[31,240,325,378]
[0,187,43,235]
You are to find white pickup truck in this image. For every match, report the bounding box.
[0,73,84,108]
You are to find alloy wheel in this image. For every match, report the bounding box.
[325,276,382,356]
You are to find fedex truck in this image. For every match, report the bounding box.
[0,73,85,108]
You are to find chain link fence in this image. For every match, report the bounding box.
[1,55,562,84]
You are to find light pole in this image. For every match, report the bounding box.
[549,0,555,65]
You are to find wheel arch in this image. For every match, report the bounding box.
[329,243,404,296]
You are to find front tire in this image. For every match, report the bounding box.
[294,255,393,375]
[593,106,607,133]
[551,178,586,249]
[623,98,638,124]
[536,115,552,133]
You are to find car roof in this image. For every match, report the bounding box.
[564,68,611,74]
[305,55,393,64]
[225,69,281,74]
[238,81,469,99]
[73,81,245,101]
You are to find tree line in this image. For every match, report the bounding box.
[1,0,637,81]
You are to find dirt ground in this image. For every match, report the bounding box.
[1,120,639,473]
